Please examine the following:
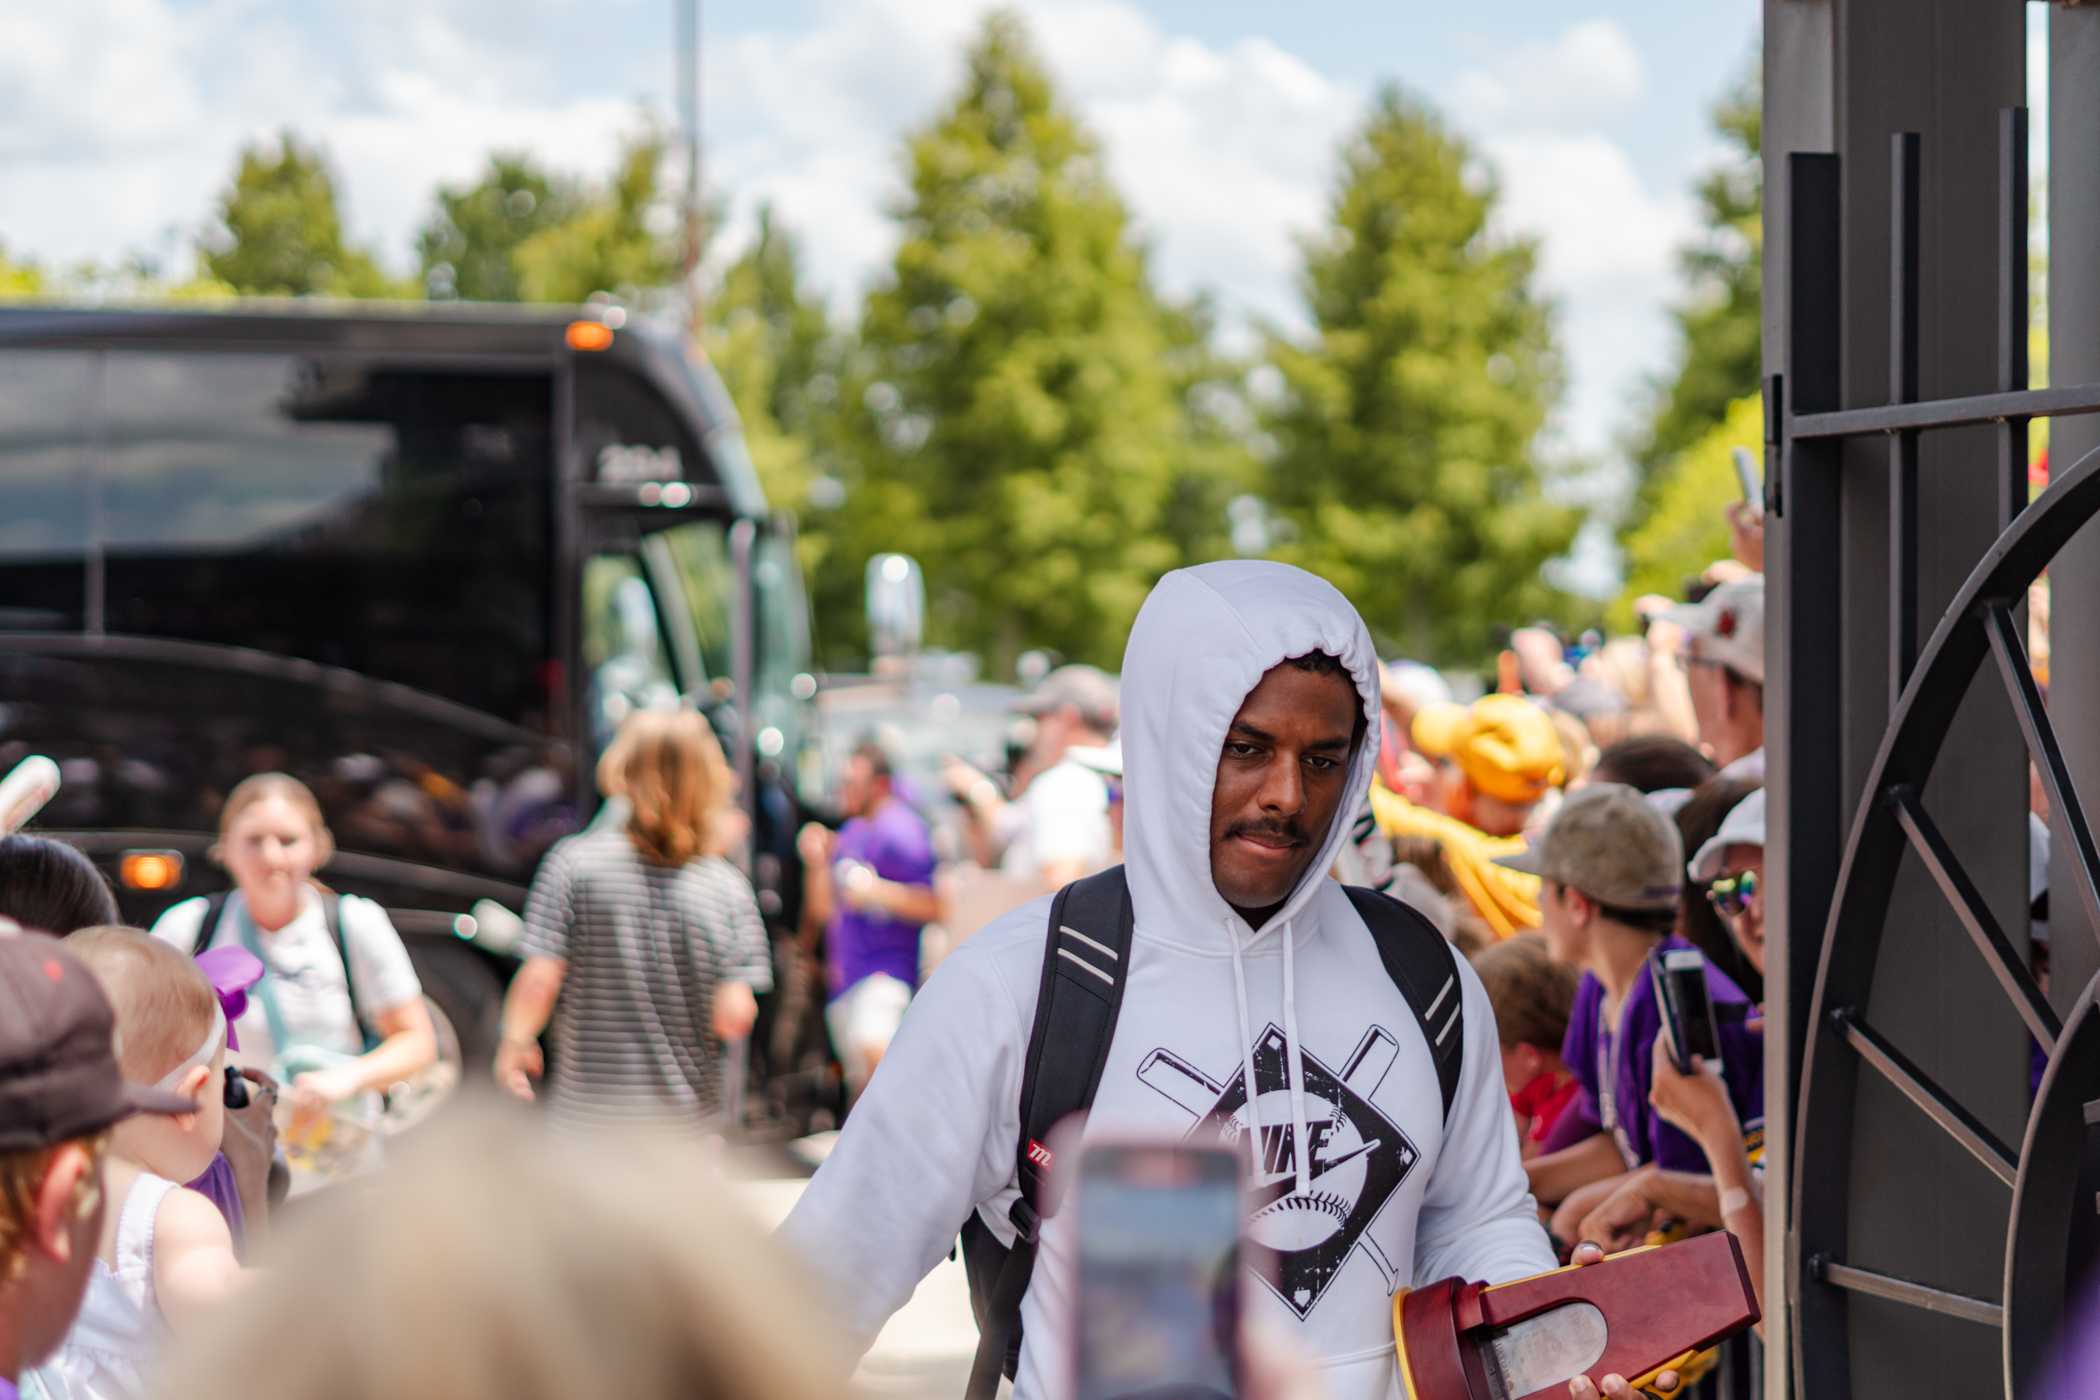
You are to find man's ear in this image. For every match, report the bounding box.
[31,1143,97,1262]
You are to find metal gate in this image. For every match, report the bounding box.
[1777,109,2100,1396]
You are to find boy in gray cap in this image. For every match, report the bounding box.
[0,930,193,1398]
[1498,785,1763,1236]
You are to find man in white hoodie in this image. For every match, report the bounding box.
[782,562,1652,1399]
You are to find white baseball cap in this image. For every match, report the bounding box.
[1688,787,1766,883]
[1667,576,1765,685]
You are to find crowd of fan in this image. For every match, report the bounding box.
[5,500,2094,1398]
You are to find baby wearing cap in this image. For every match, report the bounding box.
[31,927,244,1399]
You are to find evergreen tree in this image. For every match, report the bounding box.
[704,207,852,654]
[841,11,1215,668]
[199,133,406,297]
[1629,62,1761,513]
[1615,393,1761,628]
[418,155,581,301]
[0,243,44,298]
[514,130,681,304]
[1263,86,1578,663]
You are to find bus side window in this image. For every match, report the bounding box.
[582,554,679,753]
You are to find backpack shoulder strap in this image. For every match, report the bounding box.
[1344,885,1465,1121]
[194,892,229,958]
[324,893,373,1045]
[963,865,1133,1399]
[1014,864,1133,1216]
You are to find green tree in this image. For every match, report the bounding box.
[0,242,44,299]
[704,206,849,644]
[1615,393,1761,628]
[1630,62,1761,514]
[418,155,581,301]
[835,11,1218,668]
[200,133,408,297]
[1262,86,1579,664]
[515,130,681,304]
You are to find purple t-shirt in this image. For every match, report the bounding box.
[827,799,936,1000]
[1561,937,1764,1173]
[187,1150,246,1249]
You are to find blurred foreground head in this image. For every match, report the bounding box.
[155,1098,848,1400]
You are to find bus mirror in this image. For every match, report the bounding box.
[866,554,925,660]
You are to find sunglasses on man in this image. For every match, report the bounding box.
[1706,869,1758,917]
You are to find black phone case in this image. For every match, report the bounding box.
[1651,952,1722,1072]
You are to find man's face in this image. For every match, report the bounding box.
[1208,661,1358,916]
[839,757,882,820]
[1538,880,1589,967]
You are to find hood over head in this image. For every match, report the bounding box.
[1118,561,1383,948]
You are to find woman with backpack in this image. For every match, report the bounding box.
[150,773,437,1135]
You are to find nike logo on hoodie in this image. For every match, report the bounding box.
[780,560,1554,1399]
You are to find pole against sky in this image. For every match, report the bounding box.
[3,0,1757,482]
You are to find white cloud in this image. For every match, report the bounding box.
[699,0,1356,340]
[1435,20,1690,472]
[1448,19,1644,129]
[2,0,1688,490]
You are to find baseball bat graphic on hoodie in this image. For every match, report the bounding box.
[780,561,1555,1399]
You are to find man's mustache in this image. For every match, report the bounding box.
[1227,820,1306,846]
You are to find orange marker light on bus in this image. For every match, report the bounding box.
[119,850,184,892]
[565,321,615,352]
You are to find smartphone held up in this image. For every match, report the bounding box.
[1070,1137,1256,1400]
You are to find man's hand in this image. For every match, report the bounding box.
[1578,1170,1661,1252]
[1566,1242,1684,1398]
[797,821,835,867]
[495,1035,543,1102]
[220,1067,279,1244]
[1648,1040,1740,1149]
[1726,500,1765,572]
[712,980,759,1042]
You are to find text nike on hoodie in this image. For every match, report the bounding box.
[780,561,1554,1399]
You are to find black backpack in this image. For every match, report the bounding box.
[958,866,1465,1397]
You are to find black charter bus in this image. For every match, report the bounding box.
[0,302,816,1065]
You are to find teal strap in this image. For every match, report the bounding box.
[229,897,299,1070]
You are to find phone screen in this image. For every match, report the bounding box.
[1731,447,1763,507]
[1655,949,1722,1071]
[1074,1142,1243,1400]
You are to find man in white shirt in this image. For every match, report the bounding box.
[953,665,1119,893]
[1667,577,1765,782]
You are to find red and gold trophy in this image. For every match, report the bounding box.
[1395,1233,1759,1399]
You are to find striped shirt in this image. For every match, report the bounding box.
[519,827,772,1133]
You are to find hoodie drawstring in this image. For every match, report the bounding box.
[1228,921,1264,1179]
[1282,919,1310,1197]
[1228,915,1312,1197]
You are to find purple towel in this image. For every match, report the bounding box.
[187,1151,246,1249]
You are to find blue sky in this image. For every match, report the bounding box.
[5,0,1762,569]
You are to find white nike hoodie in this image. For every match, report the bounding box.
[781,561,1552,1397]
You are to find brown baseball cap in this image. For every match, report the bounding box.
[0,928,196,1152]
[1011,664,1119,729]
[1495,783,1684,913]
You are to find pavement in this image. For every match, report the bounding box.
[735,1140,993,1397]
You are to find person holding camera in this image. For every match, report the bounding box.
[782,562,1667,1400]
[1504,786,1762,1239]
